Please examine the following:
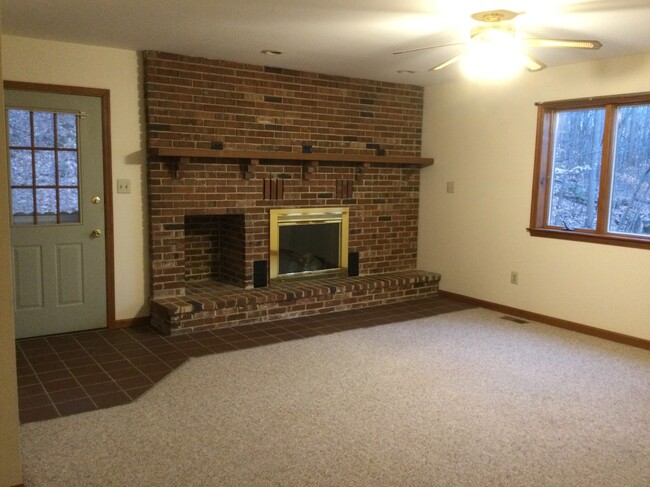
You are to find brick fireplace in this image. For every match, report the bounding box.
[144,51,440,334]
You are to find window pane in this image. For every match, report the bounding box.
[59,188,80,223]
[33,111,55,148]
[36,188,57,223]
[58,151,79,186]
[57,113,78,149]
[8,109,31,146]
[35,150,56,186]
[548,109,605,230]
[11,188,34,224]
[9,149,33,186]
[608,105,650,236]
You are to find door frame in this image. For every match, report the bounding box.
[4,80,116,329]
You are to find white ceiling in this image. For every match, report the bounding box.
[2,0,650,85]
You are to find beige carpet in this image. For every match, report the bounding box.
[21,308,650,486]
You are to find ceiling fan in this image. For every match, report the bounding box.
[394,9,603,73]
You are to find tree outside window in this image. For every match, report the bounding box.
[529,93,650,249]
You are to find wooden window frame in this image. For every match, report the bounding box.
[528,92,650,250]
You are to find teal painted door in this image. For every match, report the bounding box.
[6,90,107,338]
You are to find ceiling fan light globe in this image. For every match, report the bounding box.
[461,41,524,80]
[471,23,517,44]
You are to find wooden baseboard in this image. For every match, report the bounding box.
[439,290,650,351]
[111,316,150,329]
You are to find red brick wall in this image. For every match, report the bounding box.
[144,51,423,155]
[144,51,424,298]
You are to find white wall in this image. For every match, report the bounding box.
[419,52,650,341]
[0,25,24,487]
[2,35,149,320]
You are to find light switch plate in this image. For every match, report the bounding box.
[117,179,131,194]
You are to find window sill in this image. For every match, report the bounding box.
[527,227,650,250]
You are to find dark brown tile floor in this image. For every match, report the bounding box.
[16,295,475,424]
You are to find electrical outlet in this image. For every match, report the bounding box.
[117,179,131,194]
[510,271,519,285]
[446,181,455,193]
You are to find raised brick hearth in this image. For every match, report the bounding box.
[144,51,439,334]
[151,271,440,335]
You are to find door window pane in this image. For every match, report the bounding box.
[548,109,606,230]
[11,188,34,225]
[608,105,650,236]
[9,149,33,186]
[58,151,79,186]
[57,113,78,149]
[59,188,80,222]
[35,150,56,186]
[36,188,57,220]
[7,109,80,225]
[8,109,31,146]
[33,111,55,148]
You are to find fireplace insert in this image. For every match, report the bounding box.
[269,207,349,280]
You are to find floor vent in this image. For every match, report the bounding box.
[500,315,530,324]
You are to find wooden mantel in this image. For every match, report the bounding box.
[153,148,434,166]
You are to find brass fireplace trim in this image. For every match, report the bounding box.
[269,207,349,280]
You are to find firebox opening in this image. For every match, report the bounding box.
[184,213,246,287]
[270,207,349,280]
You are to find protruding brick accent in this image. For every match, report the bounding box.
[263,179,284,200]
[336,179,354,199]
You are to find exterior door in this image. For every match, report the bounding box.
[5,89,107,338]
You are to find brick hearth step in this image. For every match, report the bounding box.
[150,270,441,335]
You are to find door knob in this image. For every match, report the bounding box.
[91,229,102,238]
[92,196,101,204]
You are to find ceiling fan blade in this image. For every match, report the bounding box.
[393,43,464,55]
[429,54,464,72]
[562,0,649,13]
[523,55,547,72]
[524,38,603,49]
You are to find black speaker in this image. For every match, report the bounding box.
[253,260,268,288]
[348,252,359,277]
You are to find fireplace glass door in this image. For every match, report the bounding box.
[270,207,349,279]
